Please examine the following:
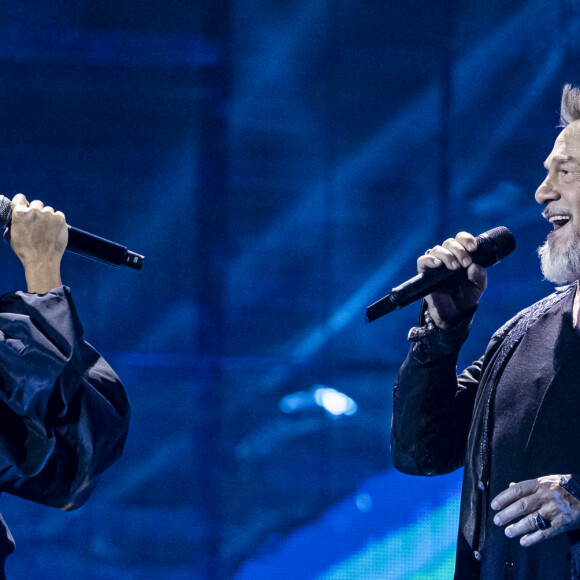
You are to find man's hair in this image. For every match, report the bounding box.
[560,84,580,127]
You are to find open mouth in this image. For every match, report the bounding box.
[548,214,572,231]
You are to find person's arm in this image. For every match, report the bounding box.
[390,231,488,475]
[391,305,484,475]
[0,287,130,509]
[0,194,129,509]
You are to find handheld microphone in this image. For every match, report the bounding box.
[365,226,515,323]
[0,195,144,270]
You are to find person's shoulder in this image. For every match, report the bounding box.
[492,283,575,340]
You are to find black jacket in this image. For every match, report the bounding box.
[0,286,130,576]
[391,284,580,578]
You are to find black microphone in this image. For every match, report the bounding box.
[365,226,515,323]
[0,195,144,270]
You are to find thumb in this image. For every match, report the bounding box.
[467,263,487,289]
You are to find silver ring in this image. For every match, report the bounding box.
[532,512,550,531]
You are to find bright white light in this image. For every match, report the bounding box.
[313,386,358,416]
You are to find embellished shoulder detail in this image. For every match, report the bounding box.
[491,284,576,341]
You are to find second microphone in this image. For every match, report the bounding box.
[365,226,515,323]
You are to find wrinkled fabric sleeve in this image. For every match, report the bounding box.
[0,286,129,510]
[391,305,483,476]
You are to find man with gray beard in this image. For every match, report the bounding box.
[391,84,580,579]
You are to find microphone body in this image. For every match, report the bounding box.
[0,195,144,270]
[365,227,515,323]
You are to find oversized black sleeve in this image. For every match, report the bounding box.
[0,286,129,510]
[390,309,488,477]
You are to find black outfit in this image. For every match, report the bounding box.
[391,283,580,579]
[0,286,130,577]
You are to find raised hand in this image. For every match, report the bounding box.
[417,231,487,328]
[8,194,68,294]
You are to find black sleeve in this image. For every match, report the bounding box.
[391,306,485,476]
[0,286,129,510]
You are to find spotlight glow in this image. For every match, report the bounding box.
[313,386,358,416]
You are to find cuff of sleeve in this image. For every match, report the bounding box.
[407,302,477,365]
[560,474,580,501]
[562,476,580,574]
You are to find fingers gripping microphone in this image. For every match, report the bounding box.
[365,227,515,323]
[0,195,144,270]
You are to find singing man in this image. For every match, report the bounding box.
[391,84,580,579]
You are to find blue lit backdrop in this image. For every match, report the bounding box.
[0,0,577,578]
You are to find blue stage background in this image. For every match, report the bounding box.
[0,0,577,577]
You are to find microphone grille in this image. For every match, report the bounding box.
[0,196,11,227]
[473,226,516,268]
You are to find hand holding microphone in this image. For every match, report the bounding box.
[418,231,489,329]
[0,193,145,294]
[365,227,516,324]
[0,193,144,271]
[8,194,68,294]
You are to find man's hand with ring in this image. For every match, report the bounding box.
[491,475,580,547]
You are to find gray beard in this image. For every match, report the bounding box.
[538,231,580,283]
